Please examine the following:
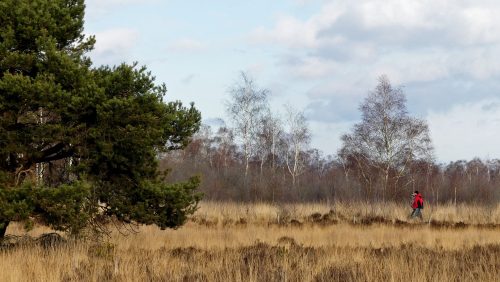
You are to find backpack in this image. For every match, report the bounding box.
[418,197,424,209]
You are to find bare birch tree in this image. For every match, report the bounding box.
[340,75,433,201]
[256,109,283,174]
[226,72,268,178]
[283,105,311,187]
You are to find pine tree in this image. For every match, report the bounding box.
[0,0,202,238]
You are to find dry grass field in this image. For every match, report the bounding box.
[1,201,499,282]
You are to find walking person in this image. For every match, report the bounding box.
[410,191,424,220]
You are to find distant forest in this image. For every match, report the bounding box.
[161,73,500,204]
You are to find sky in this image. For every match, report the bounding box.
[84,0,500,163]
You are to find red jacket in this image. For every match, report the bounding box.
[412,194,423,209]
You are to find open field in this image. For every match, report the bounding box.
[1,202,499,281]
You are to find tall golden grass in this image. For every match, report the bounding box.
[1,202,499,281]
[193,201,500,226]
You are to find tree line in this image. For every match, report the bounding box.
[161,74,500,205]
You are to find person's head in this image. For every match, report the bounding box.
[414,190,419,195]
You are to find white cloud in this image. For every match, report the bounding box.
[358,0,438,29]
[427,98,500,162]
[287,57,341,79]
[460,6,500,45]
[250,0,500,82]
[250,2,346,49]
[89,28,140,65]
[369,49,451,84]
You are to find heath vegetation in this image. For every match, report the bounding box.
[2,202,499,282]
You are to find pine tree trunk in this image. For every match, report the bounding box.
[0,221,9,239]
